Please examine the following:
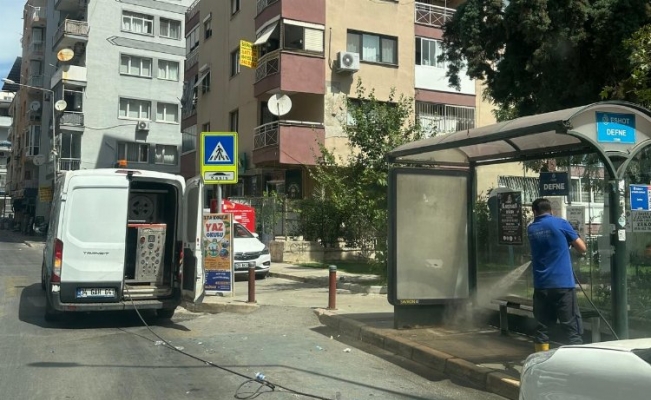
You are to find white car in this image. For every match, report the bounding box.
[232,223,271,278]
[520,338,651,400]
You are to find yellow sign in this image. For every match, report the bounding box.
[200,132,238,185]
[239,40,258,69]
[39,187,53,202]
[203,213,234,293]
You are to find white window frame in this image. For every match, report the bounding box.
[119,98,152,120]
[120,54,153,77]
[186,26,200,53]
[117,141,149,163]
[154,144,178,165]
[156,102,179,123]
[416,37,444,68]
[160,18,181,40]
[122,11,154,35]
[347,30,398,65]
[282,20,325,53]
[157,59,179,81]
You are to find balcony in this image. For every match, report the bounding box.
[29,6,47,26]
[54,19,89,49]
[27,109,42,124]
[415,2,455,28]
[252,120,325,166]
[185,47,199,70]
[254,52,325,97]
[60,111,84,128]
[255,0,325,30]
[28,41,44,59]
[51,65,87,88]
[59,158,81,171]
[55,0,86,12]
[187,0,200,21]
[28,75,44,89]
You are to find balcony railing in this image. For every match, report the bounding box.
[186,47,199,70]
[187,0,201,20]
[254,120,324,150]
[30,6,46,23]
[60,111,84,126]
[415,2,455,28]
[257,0,279,15]
[28,75,43,87]
[28,41,44,56]
[255,53,280,83]
[54,19,89,45]
[59,158,81,171]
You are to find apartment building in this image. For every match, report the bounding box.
[180,0,499,197]
[7,0,192,220]
[0,91,14,209]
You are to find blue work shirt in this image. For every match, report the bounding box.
[527,214,579,289]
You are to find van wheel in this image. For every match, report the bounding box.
[44,295,62,322]
[156,308,175,319]
[41,263,46,291]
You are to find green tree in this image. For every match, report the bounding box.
[441,0,651,118]
[602,24,651,108]
[301,79,423,276]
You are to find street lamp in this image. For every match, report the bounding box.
[2,78,59,175]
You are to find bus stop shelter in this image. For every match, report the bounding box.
[386,101,651,338]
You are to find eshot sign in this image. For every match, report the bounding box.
[539,172,569,196]
[596,112,636,144]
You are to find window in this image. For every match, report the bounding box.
[118,142,149,163]
[202,122,211,132]
[155,144,178,165]
[186,26,199,53]
[157,60,179,80]
[156,103,179,123]
[230,49,240,77]
[26,126,40,156]
[201,71,211,93]
[229,109,239,132]
[231,0,240,15]
[347,31,398,65]
[570,178,603,203]
[160,18,181,39]
[204,19,212,39]
[415,38,444,68]
[119,98,152,120]
[122,11,154,35]
[182,125,197,153]
[283,23,324,53]
[120,55,152,77]
[415,102,475,136]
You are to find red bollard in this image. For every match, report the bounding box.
[247,262,256,304]
[328,264,337,310]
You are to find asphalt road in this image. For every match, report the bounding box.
[0,233,505,400]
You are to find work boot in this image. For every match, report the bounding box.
[534,343,550,352]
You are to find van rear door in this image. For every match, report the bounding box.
[60,173,129,300]
[182,176,205,303]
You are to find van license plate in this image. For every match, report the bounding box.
[235,263,250,270]
[76,288,116,298]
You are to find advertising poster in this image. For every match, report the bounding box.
[498,191,523,245]
[566,205,586,237]
[203,212,234,295]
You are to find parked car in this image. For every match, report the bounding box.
[519,338,651,400]
[232,222,271,279]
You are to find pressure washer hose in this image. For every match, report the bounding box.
[573,268,620,340]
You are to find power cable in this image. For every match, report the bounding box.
[123,287,332,400]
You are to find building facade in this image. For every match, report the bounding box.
[7,0,193,221]
[180,0,498,198]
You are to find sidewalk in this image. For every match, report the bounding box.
[0,229,46,248]
[191,263,531,400]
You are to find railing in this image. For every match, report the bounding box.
[254,120,324,150]
[30,6,46,23]
[257,0,279,15]
[187,0,201,20]
[60,111,84,126]
[255,53,280,83]
[186,47,199,69]
[29,41,44,56]
[59,158,81,171]
[54,19,89,45]
[28,75,43,87]
[414,2,455,28]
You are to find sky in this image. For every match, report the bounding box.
[0,0,25,82]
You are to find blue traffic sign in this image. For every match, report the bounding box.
[630,184,651,211]
[539,172,569,196]
[203,134,236,166]
[596,112,636,144]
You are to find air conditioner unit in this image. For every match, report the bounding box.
[136,120,150,132]
[336,51,360,73]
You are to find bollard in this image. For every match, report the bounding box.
[328,264,337,310]
[247,262,256,304]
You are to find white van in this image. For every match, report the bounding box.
[41,169,205,321]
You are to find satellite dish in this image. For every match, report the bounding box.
[29,101,41,111]
[33,154,46,166]
[54,100,68,111]
[57,48,74,62]
[267,93,292,116]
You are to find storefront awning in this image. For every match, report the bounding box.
[254,22,278,46]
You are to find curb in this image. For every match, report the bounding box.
[314,310,520,400]
[269,272,387,295]
[182,300,259,314]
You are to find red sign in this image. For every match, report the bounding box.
[211,199,256,233]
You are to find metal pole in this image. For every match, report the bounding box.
[247,261,256,304]
[328,264,337,310]
[52,92,58,176]
[610,179,628,339]
[216,184,222,212]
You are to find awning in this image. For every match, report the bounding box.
[254,22,278,46]
[193,69,210,89]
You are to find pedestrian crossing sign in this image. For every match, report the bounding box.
[200,132,238,185]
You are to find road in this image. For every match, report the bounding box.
[0,234,505,400]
